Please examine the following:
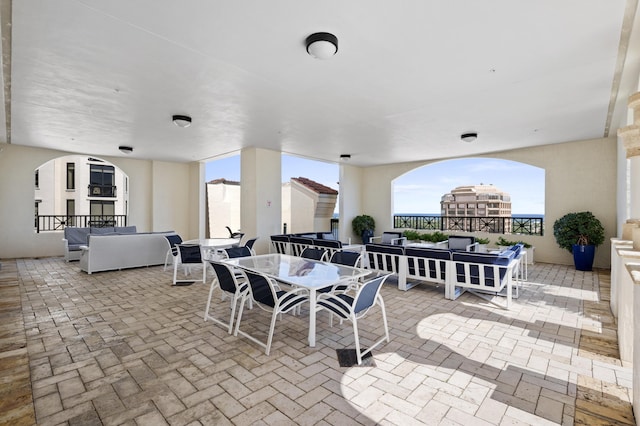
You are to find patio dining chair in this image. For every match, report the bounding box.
[301,247,328,262]
[316,274,391,365]
[234,268,309,355]
[243,237,259,255]
[205,260,250,333]
[163,234,183,271]
[173,244,207,285]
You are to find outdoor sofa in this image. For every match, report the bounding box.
[63,225,138,261]
[78,230,177,274]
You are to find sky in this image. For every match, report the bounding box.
[205,156,545,215]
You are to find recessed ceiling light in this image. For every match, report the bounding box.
[119,145,133,154]
[340,154,351,161]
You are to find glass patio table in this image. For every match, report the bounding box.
[183,238,241,259]
[223,253,369,347]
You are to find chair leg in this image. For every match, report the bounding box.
[228,293,240,334]
[204,280,218,321]
[352,316,363,365]
[265,309,279,356]
[379,296,390,343]
[173,261,179,284]
[234,295,247,337]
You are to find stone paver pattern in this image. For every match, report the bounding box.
[0,257,633,425]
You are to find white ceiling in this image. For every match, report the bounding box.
[7,0,632,166]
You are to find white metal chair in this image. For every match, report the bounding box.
[205,260,249,333]
[234,269,309,355]
[163,234,183,271]
[316,274,391,365]
[172,244,207,285]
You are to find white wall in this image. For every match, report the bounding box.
[0,143,198,258]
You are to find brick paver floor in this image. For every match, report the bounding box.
[0,257,633,425]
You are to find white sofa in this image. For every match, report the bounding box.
[79,232,175,274]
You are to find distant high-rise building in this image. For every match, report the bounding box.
[440,184,511,232]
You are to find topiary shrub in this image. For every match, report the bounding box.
[553,211,604,253]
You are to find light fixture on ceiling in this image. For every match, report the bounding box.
[340,154,351,161]
[172,114,192,128]
[118,145,133,154]
[461,132,478,143]
[306,32,338,60]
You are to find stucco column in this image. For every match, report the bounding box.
[618,92,640,222]
[240,148,282,254]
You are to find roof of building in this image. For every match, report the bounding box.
[207,178,240,186]
[292,177,338,195]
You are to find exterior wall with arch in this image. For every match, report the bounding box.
[358,137,617,268]
[0,143,200,259]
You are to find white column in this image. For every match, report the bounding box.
[240,148,282,255]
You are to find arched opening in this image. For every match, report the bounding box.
[34,155,129,232]
[393,157,545,236]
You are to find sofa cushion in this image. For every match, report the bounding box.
[115,226,137,234]
[90,226,116,235]
[448,235,475,251]
[64,227,90,247]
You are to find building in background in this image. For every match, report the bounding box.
[207,177,337,237]
[206,178,241,238]
[440,184,512,232]
[35,155,129,228]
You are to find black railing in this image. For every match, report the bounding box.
[88,184,117,197]
[393,215,543,236]
[35,215,128,233]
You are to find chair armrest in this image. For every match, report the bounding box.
[466,242,480,252]
[369,236,381,243]
[391,237,407,246]
[434,241,448,248]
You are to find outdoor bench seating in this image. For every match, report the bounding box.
[363,243,520,308]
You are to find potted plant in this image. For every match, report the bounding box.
[352,215,376,244]
[553,211,605,271]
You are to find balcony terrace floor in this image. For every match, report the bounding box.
[0,258,633,425]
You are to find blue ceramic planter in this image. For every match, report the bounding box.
[572,244,595,271]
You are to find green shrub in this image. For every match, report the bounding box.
[553,211,604,252]
[496,236,532,248]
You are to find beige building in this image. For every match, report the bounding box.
[440,184,512,233]
[207,176,338,238]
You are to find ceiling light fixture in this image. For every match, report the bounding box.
[119,145,133,154]
[172,114,192,128]
[461,132,478,143]
[340,154,351,161]
[306,32,338,60]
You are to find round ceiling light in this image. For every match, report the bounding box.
[118,145,133,154]
[306,32,338,60]
[461,132,478,143]
[172,114,192,128]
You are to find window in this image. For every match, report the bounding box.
[89,164,115,197]
[66,199,76,226]
[35,170,39,189]
[90,201,115,227]
[66,162,75,190]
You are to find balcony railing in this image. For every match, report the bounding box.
[88,184,117,197]
[35,215,128,233]
[393,215,544,236]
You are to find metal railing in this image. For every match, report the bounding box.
[88,184,117,197]
[35,215,128,233]
[393,214,543,236]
